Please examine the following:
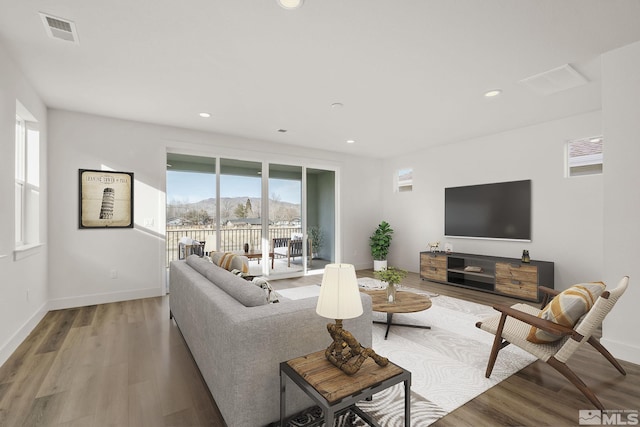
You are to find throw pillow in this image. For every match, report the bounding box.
[526,282,605,344]
[209,251,249,274]
[231,269,279,304]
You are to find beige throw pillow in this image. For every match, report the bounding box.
[526,282,605,344]
[209,251,249,273]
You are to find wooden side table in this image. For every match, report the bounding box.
[280,350,411,427]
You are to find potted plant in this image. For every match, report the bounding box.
[308,226,324,259]
[374,267,407,303]
[369,221,394,271]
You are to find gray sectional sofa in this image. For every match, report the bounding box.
[169,255,373,427]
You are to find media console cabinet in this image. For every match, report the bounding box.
[420,251,554,302]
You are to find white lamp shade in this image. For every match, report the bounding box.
[316,263,363,320]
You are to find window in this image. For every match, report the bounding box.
[15,106,40,247]
[396,168,413,192]
[567,136,603,177]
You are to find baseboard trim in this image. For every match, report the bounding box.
[47,287,164,311]
[0,302,48,367]
[600,337,640,365]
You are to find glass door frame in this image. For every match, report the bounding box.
[166,149,339,279]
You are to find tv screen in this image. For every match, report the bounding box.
[444,180,531,241]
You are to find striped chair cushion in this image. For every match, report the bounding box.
[527,282,605,344]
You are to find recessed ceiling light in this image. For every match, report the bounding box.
[331,102,344,108]
[278,129,288,133]
[277,0,304,10]
[346,139,355,144]
[484,89,502,98]
[589,137,602,143]
[199,112,211,118]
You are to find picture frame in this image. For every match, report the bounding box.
[79,169,134,229]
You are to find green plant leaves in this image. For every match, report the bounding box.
[369,221,394,261]
[374,266,407,285]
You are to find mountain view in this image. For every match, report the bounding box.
[167,197,300,226]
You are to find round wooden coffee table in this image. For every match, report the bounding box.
[363,290,432,339]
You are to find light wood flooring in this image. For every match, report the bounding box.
[0,270,638,426]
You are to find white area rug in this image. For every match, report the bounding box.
[277,280,537,426]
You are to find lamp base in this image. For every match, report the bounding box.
[325,319,388,375]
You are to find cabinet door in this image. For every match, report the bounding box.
[420,253,447,282]
[495,262,538,300]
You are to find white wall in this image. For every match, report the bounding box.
[0,42,49,365]
[47,110,383,307]
[601,40,640,364]
[382,111,604,289]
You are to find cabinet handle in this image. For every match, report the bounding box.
[510,263,520,268]
[430,267,437,271]
[511,280,521,285]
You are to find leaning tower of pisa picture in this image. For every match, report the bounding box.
[80,170,133,228]
[99,187,115,219]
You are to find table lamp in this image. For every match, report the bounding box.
[316,264,388,375]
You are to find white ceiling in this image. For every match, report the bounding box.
[2,0,640,158]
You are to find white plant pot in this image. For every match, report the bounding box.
[373,260,387,271]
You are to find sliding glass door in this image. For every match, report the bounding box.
[306,168,336,268]
[165,154,216,265]
[268,164,304,274]
[219,158,262,257]
[166,153,337,277]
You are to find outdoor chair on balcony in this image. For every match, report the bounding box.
[288,238,312,267]
[178,236,204,259]
[272,237,290,267]
[272,237,312,268]
[476,276,629,410]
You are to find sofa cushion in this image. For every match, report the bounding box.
[209,251,249,273]
[186,254,216,277]
[186,255,267,307]
[527,281,605,343]
[204,267,267,308]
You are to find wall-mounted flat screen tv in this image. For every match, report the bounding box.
[444,179,531,241]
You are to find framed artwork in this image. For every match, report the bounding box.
[79,169,134,229]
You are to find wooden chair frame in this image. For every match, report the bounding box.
[271,237,312,268]
[476,277,628,410]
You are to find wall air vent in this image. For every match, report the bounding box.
[39,13,79,44]
[519,64,588,96]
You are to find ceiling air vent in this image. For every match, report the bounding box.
[519,64,587,96]
[39,13,79,44]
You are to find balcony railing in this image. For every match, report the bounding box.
[166,226,302,267]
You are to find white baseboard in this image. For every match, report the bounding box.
[47,287,164,311]
[0,303,48,367]
[600,337,640,365]
[353,262,374,271]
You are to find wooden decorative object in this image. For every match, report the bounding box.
[324,319,388,375]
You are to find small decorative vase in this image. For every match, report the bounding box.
[386,284,397,303]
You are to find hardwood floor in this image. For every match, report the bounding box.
[0,270,637,426]
[0,298,224,426]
